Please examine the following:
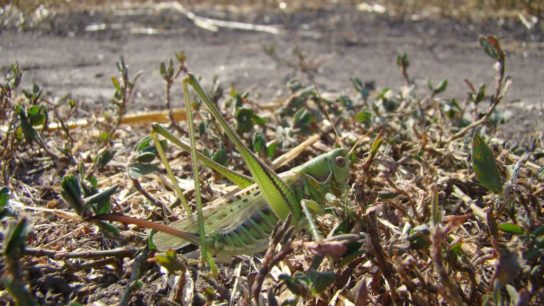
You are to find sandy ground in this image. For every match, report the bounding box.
[1,3,543,140]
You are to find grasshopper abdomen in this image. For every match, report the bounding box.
[211,206,278,254]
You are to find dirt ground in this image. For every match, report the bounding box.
[1,2,543,140]
[1,3,544,305]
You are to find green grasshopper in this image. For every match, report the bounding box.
[149,74,352,260]
[100,74,352,261]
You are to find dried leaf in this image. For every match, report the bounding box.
[303,240,348,259]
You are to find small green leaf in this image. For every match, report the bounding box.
[307,270,336,294]
[251,113,267,126]
[155,249,185,273]
[0,187,9,211]
[355,110,372,124]
[96,221,120,237]
[159,62,166,78]
[493,248,521,298]
[32,84,41,96]
[99,131,110,142]
[350,77,371,99]
[176,51,186,64]
[61,175,83,214]
[148,231,158,250]
[479,35,504,62]
[431,187,441,226]
[132,280,143,290]
[369,132,383,156]
[212,146,228,166]
[135,152,156,163]
[293,108,316,132]
[434,79,448,94]
[134,137,166,156]
[498,223,525,235]
[68,98,77,108]
[95,149,116,170]
[531,225,544,237]
[111,76,121,91]
[287,79,304,93]
[442,99,462,119]
[87,175,98,189]
[6,63,22,89]
[96,200,111,215]
[116,56,126,72]
[2,218,38,305]
[4,218,30,256]
[235,107,254,134]
[135,136,153,152]
[472,134,503,194]
[16,105,37,142]
[252,132,267,156]
[472,84,486,104]
[337,95,353,108]
[128,163,160,179]
[267,142,278,159]
[279,273,309,297]
[376,87,390,100]
[351,77,363,92]
[449,241,464,256]
[84,185,118,207]
[28,105,47,126]
[408,225,431,249]
[198,121,207,136]
[427,78,434,91]
[396,52,409,68]
[15,126,24,140]
[506,285,520,306]
[480,37,498,60]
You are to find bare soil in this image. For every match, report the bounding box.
[1,3,543,140]
[1,3,543,305]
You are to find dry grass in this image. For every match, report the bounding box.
[0,34,543,305]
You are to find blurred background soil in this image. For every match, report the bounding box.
[1,0,543,141]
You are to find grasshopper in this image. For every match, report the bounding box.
[149,74,352,260]
[99,74,352,261]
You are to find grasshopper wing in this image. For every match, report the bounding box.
[153,184,269,252]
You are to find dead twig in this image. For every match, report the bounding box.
[23,246,140,259]
[364,211,400,303]
[251,214,295,301]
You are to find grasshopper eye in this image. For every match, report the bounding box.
[335,156,346,167]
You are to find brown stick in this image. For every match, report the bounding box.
[24,246,139,259]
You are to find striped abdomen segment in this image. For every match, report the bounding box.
[211,206,278,252]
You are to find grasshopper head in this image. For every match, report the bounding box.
[301,148,350,197]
